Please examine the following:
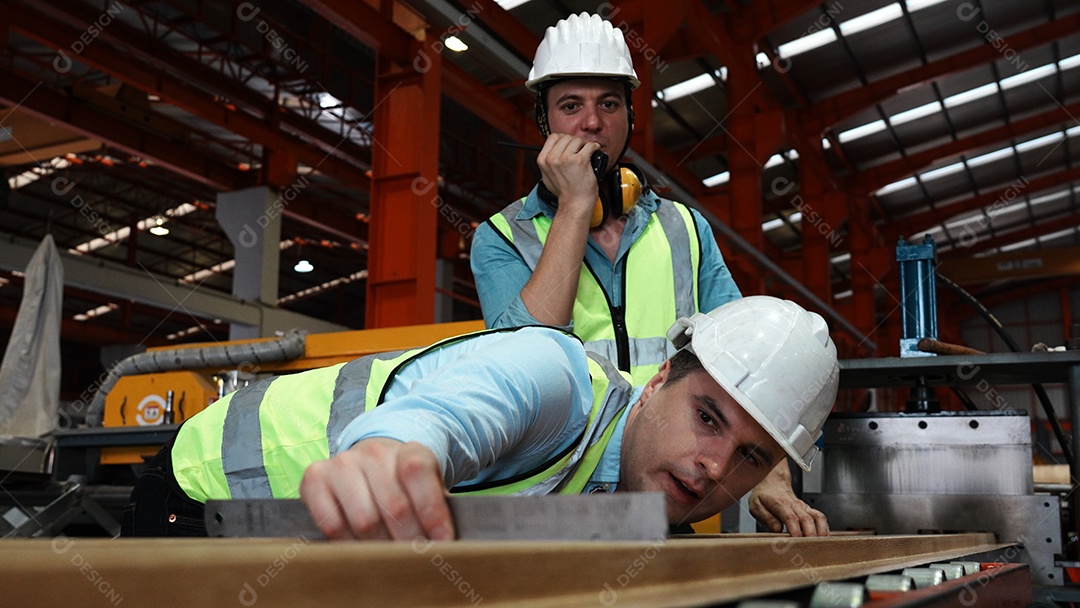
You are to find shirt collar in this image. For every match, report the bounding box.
[587,386,643,490]
[518,184,661,223]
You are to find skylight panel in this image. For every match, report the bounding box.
[943,83,999,108]
[904,0,950,10]
[838,120,886,142]
[762,217,785,231]
[890,101,943,126]
[920,162,965,181]
[840,4,904,36]
[703,171,730,187]
[1015,132,1064,153]
[495,0,531,9]
[966,147,1014,167]
[1059,52,1080,70]
[999,64,1057,90]
[659,73,717,102]
[776,29,837,58]
[877,176,918,196]
[1000,238,1036,252]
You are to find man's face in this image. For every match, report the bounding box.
[545,78,629,162]
[619,362,783,525]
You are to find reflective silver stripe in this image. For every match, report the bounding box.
[327,350,407,456]
[519,352,633,496]
[498,202,544,270]
[654,201,696,319]
[221,377,276,498]
[585,337,671,370]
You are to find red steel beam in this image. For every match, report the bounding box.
[937,245,1080,285]
[366,53,442,327]
[891,164,1080,238]
[301,0,414,61]
[463,0,538,62]
[735,0,833,41]
[10,6,368,189]
[853,100,1080,194]
[797,13,1080,134]
[442,62,533,141]
[684,0,776,111]
[40,0,374,181]
[302,0,532,142]
[0,69,243,190]
[679,132,729,165]
[941,212,1080,258]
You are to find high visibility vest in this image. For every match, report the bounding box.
[487,197,701,385]
[171,330,634,502]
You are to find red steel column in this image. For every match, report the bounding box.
[366,45,441,327]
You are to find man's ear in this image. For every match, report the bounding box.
[639,360,671,402]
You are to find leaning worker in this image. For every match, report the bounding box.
[121,296,838,540]
[469,12,816,535]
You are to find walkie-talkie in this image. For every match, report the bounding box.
[500,142,644,228]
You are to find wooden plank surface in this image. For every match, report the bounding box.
[0,534,1004,607]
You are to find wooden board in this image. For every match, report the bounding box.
[0,534,1003,607]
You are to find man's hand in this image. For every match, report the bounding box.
[300,438,454,541]
[748,460,829,537]
[537,133,601,220]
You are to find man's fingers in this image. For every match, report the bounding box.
[749,497,784,533]
[300,460,352,539]
[784,504,830,537]
[338,469,392,540]
[398,442,455,540]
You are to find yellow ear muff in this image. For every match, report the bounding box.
[618,166,642,215]
[589,166,644,228]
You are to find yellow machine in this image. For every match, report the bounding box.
[102,371,217,428]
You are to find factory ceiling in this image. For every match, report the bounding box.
[0,0,1078,359]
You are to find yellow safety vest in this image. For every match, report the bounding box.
[487,198,702,385]
[171,329,633,502]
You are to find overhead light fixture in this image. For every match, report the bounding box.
[149,216,170,236]
[294,259,314,273]
[444,36,469,52]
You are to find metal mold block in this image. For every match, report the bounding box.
[822,413,1032,495]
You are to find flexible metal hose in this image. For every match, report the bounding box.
[85,329,306,426]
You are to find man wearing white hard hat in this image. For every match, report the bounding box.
[298,297,840,539]
[125,297,838,540]
[470,13,826,535]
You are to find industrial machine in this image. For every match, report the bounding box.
[802,237,1080,605]
[2,234,1077,606]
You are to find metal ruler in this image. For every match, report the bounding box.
[205,492,667,541]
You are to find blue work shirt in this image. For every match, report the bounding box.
[470,185,742,331]
[336,326,644,492]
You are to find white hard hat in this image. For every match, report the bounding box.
[666,296,839,471]
[526,12,640,91]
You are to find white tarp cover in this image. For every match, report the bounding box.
[0,235,63,437]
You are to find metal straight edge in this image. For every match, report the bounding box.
[205,492,668,541]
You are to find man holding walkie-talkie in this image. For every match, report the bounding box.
[470,12,828,537]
